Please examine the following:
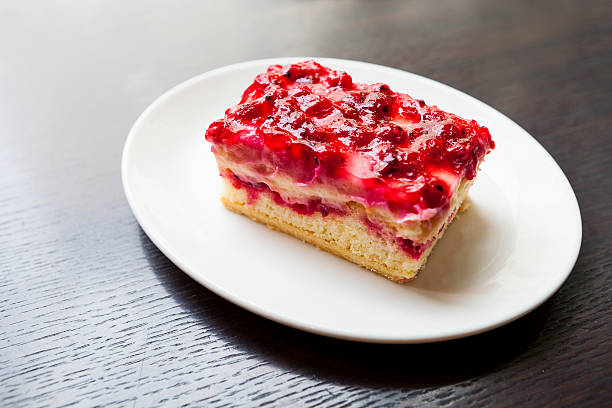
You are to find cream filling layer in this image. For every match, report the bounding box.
[214,154,474,244]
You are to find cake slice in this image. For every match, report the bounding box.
[205,60,494,282]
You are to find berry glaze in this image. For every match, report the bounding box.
[206,60,494,223]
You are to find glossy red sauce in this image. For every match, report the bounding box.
[206,60,494,220]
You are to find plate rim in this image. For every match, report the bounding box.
[122,57,582,343]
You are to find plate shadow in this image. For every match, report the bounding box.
[139,228,549,389]
[409,202,515,295]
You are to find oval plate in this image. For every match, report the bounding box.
[122,58,582,343]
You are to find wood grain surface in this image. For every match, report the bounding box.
[1,1,611,406]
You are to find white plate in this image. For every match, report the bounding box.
[122,58,582,343]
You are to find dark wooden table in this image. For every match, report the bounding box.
[2,1,611,406]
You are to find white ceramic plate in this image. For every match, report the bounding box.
[122,58,582,343]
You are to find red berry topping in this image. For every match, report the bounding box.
[205,60,494,220]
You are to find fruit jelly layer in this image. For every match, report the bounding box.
[205,60,493,223]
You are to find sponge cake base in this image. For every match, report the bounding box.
[221,179,470,282]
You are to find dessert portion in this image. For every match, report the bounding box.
[205,60,494,282]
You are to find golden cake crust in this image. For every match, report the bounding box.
[221,179,472,282]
